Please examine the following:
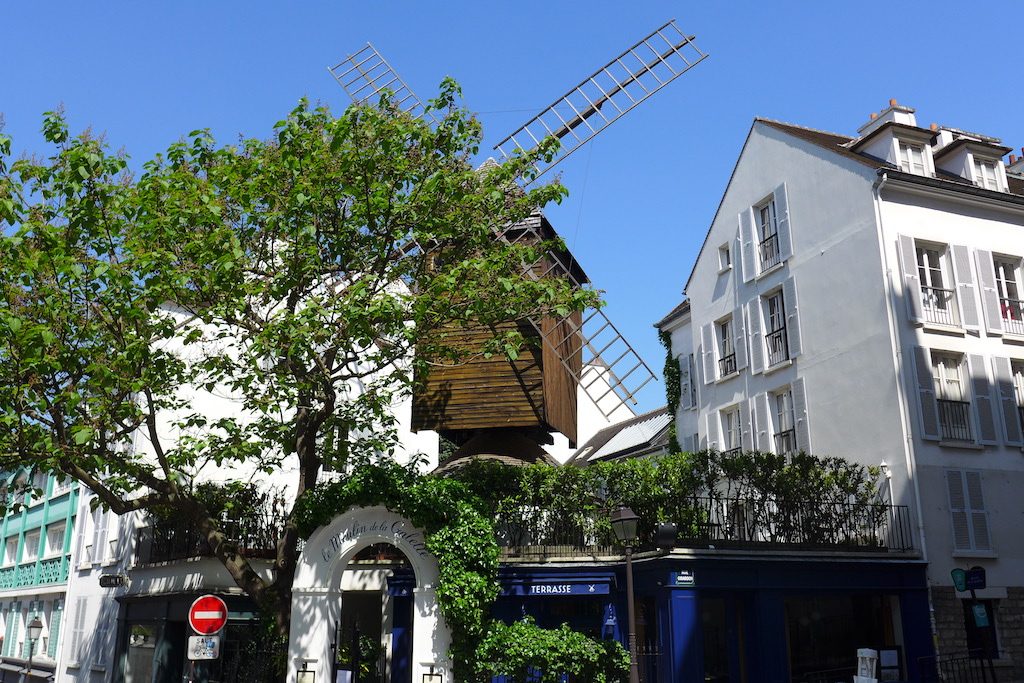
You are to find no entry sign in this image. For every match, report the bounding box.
[188,595,228,635]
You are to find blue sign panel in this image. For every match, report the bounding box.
[670,570,695,587]
[502,582,610,597]
[966,566,986,590]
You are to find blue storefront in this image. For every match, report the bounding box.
[495,553,933,683]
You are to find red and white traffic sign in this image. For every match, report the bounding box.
[188,595,228,635]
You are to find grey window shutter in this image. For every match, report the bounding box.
[975,249,1004,335]
[705,412,720,450]
[991,357,1022,445]
[741,399,754,451]
[792,377,811,453]
[774,183,793,263]
[897,235,925,324]
[678,355,691,410]
[951,245,980,330]
[946,470,972,551]
[747,299,764,373]
[967,355,998,444]
[754,392,771,451]
[965,471,991,551]
[701,323,715,384]
[739,208,756,283]
[733,307,747,371]
[688,354,698,407]
[2,601,16,657]
[912,346,941,440]
[783,277,802,358]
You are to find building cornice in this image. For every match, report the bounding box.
[878,169,1024,217]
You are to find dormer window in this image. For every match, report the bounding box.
[899,141,927,175]
[974,158,999,190]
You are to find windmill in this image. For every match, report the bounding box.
[329,20,707,463]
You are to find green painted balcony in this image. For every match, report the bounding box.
[0,556,69,590]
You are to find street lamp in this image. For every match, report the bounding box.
[611,506,640,683]
[26,616,43,682]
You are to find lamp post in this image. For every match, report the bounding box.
[26,616,43,683]
[611,506,641,683]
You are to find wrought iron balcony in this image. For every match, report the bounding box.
[1001,297,1024,335]
[759,233,781,270]
[774,429,796,455]
[921,286,957,326]
[765,326,789,366]
[135,517,282,565]
[937,399,973,442]
[718,353,737,377]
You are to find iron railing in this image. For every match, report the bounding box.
[774,429,796,455]
[496,497,914,558]
[759,233,781,270]
[938,399,973,442]
[922,286,958,326]
[918,649,1000,682]
[135,517,282,565]
[718,352,737,377]
[765,325,789,366]
[1001,297,1024,335]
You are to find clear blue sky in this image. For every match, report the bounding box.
[4,1,1023,412]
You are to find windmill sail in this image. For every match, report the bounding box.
[492,19,707,184]
[328,43,437,123]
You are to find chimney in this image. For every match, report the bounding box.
[857,99,918,137]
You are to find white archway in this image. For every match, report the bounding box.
[287,506,452,682]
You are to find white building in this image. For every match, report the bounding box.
[657,100,1024,676]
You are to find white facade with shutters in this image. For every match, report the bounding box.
[659,104,1024,652]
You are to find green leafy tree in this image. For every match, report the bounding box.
[0,82,597,640]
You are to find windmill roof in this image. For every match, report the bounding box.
[568,406,672,465]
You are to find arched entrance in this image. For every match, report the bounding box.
[287,506,452,683]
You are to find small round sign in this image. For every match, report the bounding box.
[188,595,228,635]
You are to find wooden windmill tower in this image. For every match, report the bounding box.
[329,21,708,463]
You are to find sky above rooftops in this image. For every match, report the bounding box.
[4,1,1023,413]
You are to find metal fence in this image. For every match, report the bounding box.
[135,517,281,564]
[918,650,999,682]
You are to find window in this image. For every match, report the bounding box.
[45,524,65,557]
[898,141,927,175]
[22,531,40,562]
[946,469,990,551]
[757,199,781,270]
[3,537,16,566]
[764,291,789,366]
[994,257,1024,334]
[962,600,1000,659]
[973,159,1000,190]
[717,318,736,377]
[1013,362,1024,433]
[721,408,741,454]
[773,389,797,455]
[916,244,957,326]
[932,353,971,441]
[718,244,732,271]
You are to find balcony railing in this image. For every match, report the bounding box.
[0,557,68,589]
[718,353,737,377]
[759,233,781,270]
[1001,297,1024,335]
[765,326,789,366]
[135,517,282,565]
[496,497,914,559]
[774,429,796,455]
[937,399,973,442]
[921,286,957,326]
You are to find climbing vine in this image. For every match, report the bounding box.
[659,329,682,453]
[293,459,628,682]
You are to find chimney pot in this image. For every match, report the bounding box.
[889,98,898,106]
[1012,154,1018,164]
[870,112,878,120]
[930,123,938,131]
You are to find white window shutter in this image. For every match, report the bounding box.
[701,323,715,385]
[678,355,691,410]
[754,392,772,451]
[739,208,756,283]
[967,354,998,444]
[965,471,991,551]
[747,299,764,374]
[792,378,811,453]
[740,399,754,451]
[774,183,793,263]
[975,249,1004,335]
[783,277,802,358]
[705,412,720,450]
[912,347,941,440]
[93,508,109,565]
[688,355,698,407]
[991,357,1023,445]
[951,245,980,330]
[733,307,747,371]
[946,470,972,551]
[897,235,925,324]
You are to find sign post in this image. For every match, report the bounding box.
[187,595,228,681]
[952,567,995,682]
